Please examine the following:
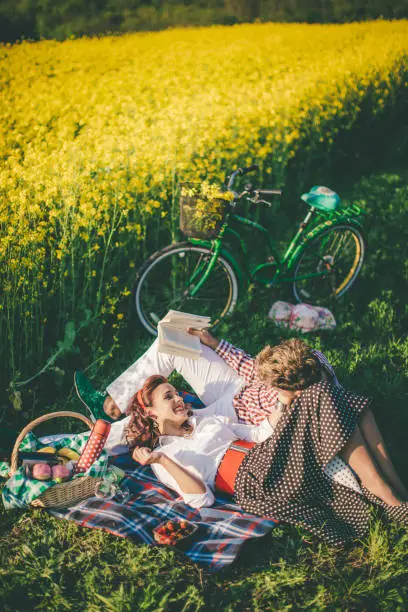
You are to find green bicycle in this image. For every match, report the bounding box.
[135,164,366,335]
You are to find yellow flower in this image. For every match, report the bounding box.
[0,20,407,380]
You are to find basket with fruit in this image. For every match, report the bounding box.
[10,411,104,508]
[153,520,199,549]
[20,447,80,482]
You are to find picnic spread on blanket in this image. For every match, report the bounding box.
[1,320,374,565]
[1,392,365,565]
[3,310,406,567]
[1,428,277,571]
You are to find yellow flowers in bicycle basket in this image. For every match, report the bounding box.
[179,181,235,239]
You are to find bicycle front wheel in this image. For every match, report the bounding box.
[135,242,239,335]
[292,224,365,304]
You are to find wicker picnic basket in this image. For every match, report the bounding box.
[10,411,103,509]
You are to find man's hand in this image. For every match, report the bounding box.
[187,327,219,350]
[132,446,162,465]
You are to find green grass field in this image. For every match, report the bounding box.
[1,19,408,610]
[1,165,408,610]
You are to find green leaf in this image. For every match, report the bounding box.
[56,321,76,353]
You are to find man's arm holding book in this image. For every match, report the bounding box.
[187,328,257,385]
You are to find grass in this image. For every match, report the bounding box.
[1,166,408,610]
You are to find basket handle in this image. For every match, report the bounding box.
[10,411,93,475]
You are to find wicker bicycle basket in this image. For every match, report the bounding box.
[179,187,229,239]
[10,411,103,509]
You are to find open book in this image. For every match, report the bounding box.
[157,310,211,359]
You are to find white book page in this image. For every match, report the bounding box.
[157,310,210,359]
[160,326,201,352]
[161,310,211,329]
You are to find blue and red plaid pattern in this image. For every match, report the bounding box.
[51,454,277,571]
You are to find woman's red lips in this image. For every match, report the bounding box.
[174,404,186,414]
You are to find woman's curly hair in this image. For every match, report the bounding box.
[125,375,193,452]
[255,338,321,391]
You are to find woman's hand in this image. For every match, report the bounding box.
[133,445,207,495]
[187,327,219,350]
[132,446,162,466]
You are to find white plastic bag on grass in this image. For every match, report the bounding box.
[268,301,336,332]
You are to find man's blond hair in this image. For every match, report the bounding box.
[255,338,321,390]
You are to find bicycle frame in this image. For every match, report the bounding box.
[187,202,364,294]
[135,164,366,336]
[226,209,311,285]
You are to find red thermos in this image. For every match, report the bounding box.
[74,419,111,474]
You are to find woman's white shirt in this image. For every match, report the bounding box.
[151,413,274,508]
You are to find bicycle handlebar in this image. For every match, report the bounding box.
[227,164,259,190]
[226,164,283,206]
[255,188,282,197]
[240,164,259,175]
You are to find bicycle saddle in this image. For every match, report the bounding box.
[301,185,341,212]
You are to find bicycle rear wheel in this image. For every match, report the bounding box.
[135,242,239,335]
[292,224,365,304]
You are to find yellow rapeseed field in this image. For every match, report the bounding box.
[1,20,408,385]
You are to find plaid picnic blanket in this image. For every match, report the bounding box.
[1,424,278,569]
[51,453,278,571]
